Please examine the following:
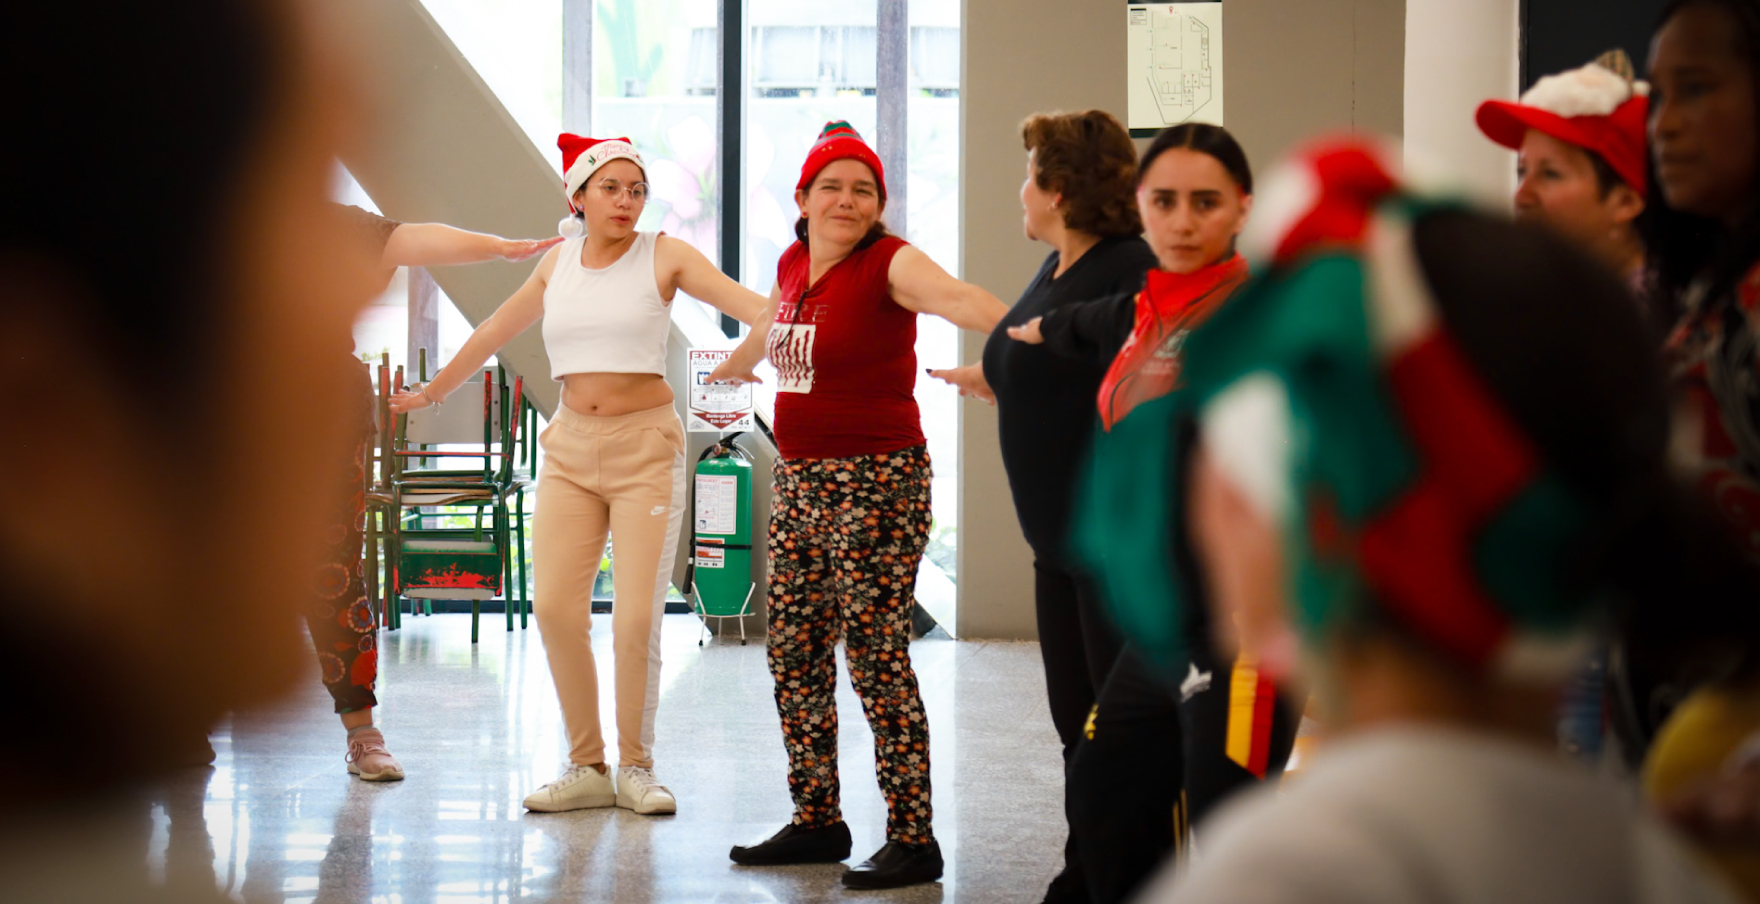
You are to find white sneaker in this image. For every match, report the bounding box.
[523,764,615,812]
[615,765,677,815]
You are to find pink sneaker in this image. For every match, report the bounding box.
[345,728,405,781]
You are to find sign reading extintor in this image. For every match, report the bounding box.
[687,349,756,433]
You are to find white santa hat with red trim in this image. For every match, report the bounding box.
[556,133,645,237]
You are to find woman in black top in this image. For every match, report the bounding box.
[969,123,1300,904]
[935,109,1156,904]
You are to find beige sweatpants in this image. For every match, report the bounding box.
[532,401,686,769]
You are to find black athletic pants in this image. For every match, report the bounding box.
[1033,558,1124,904]
[1068,646,1302,904]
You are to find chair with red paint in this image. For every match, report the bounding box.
[381,360,532,642]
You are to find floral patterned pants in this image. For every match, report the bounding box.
[766,445,934,843]
[306,418,379,715]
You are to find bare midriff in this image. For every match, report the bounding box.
[560,372,673,416]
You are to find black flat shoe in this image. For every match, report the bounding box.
[841,839,943,889]
[1041,865,1092,904]
[729,821,852,865]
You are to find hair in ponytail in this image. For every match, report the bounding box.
[1138,123,1253,194]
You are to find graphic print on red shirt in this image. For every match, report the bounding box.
[766,236,925,460]
[770,295,824,393]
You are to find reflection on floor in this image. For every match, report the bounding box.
[159,614,1066,903]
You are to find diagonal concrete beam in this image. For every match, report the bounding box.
[344,0,565,415]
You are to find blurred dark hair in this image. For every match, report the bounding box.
[1022,109,1143,238]
[0,0,283,798]
[0,1,281,425]
[1415,208,1760,741]
[1138,123,1253,195]
[1642,0,1760,317]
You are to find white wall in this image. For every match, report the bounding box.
[958,0,1124,640]
[958,0,1406,640]
[1404,0,1521,202]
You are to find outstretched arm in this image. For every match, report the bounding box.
[382,222,564,269]
[887,245,1009,334]
[927,362,994,404]
[707,284,783,385]
[389,247,558,413]
[658,235,769,325]
[1009,290,1137,362]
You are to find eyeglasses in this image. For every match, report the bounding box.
[590,178,648,203]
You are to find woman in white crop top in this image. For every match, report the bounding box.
[391,135,766,816]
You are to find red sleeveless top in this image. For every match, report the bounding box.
[767,235,925,460]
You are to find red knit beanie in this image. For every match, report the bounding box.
[796,121,887,201]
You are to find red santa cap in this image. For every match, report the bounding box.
[558,134,645,207]
[1475,52,1649,197]
[556,134,645,237]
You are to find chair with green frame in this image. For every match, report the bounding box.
[368,354,536,642]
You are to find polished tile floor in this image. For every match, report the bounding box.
[146,614,1068,903]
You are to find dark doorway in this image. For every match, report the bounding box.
[1522,0,1667,89]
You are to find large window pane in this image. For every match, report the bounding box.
[745,0,962,581]
[756,26,819,87]
[742,1,880,431]
[743,3,878,296]
[905,1,961,583]
[911,25,959,91]
[594,0,723,331]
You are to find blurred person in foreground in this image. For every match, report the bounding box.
[0,0,382,897]
[1081,140,1745,903]
[1637,1,1760,897]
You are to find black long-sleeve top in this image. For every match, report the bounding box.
[1033,283,1140,364]
[981,236,1158,562]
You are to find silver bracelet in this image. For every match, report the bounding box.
[412,382,442,409]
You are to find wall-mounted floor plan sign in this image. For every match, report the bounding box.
[1127,3,1224,132]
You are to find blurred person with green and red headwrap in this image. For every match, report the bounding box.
[1085,139,1749,903]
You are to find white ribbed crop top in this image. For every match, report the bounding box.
[541,231,671,380]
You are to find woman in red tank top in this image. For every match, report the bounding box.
[713,122,1007,890]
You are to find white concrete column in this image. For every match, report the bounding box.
[1404,0,1521,203]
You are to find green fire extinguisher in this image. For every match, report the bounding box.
[689,435,756,644]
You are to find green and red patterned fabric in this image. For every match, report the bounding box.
[1074,139,1595,682]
